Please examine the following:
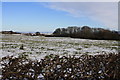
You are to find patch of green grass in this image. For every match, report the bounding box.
[41,47,45,50]
[84,52,90,54]
[22,52,32,54]
[47,48,55,51]
[106,46,118,50]
[84,45,90,48]
[36,52,42,54]
[76,48,82,50]
[63,52,68,55]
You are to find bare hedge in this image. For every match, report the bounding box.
[1,53,120,80]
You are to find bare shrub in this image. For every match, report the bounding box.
[0,53,120,80]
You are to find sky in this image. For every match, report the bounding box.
[1,0,119,2]
[2,2,118,32]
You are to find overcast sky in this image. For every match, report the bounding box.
[2,2,118,32]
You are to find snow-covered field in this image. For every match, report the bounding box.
[0,34,119,60]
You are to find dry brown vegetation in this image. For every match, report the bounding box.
[1,53,120,80]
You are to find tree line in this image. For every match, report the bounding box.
[53,26,120,40]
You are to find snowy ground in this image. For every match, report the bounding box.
[0,34,119,60]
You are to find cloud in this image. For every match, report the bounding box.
[44,2,118,30]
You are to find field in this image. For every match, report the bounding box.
[0,34,120,80]
[0,34,119,60]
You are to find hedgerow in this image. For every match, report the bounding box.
[1,53,120,80]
